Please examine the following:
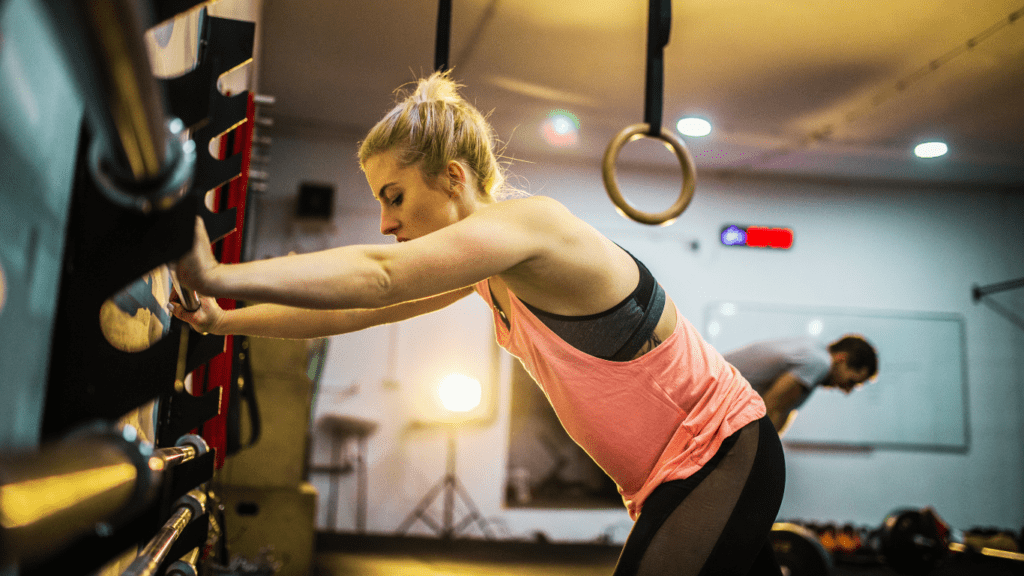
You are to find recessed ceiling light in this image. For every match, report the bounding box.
[914,141,948,159]
[676,117,711,137]
[541,110,579,147]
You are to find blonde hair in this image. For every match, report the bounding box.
[358,71,506,197]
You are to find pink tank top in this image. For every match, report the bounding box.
[475,280,765,520]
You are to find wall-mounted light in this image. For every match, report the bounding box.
[437,373,481,414]
[721,224,794,250]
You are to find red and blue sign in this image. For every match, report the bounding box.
[721,225,794,249]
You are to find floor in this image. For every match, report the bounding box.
[315,554,617,576]
[312,533,1021,576]
[313,534,621,576]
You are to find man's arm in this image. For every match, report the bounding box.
[761,371,810,434]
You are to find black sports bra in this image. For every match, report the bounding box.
[495,250,666,361]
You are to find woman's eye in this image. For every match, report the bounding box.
[391,194,403,206]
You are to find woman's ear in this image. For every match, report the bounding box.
[446,161,468,194]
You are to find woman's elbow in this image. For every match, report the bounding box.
[356,265,400,308]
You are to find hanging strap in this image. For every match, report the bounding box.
[603,0,695,226]
[644,0,672,136]
[435,0,453,72]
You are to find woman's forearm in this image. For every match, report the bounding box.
[203,246,391,310]
[213,304,371,339]
[211,287,475,339]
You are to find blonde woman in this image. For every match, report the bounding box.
[174,72,786,576]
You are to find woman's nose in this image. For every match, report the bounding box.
[380,211,399,236]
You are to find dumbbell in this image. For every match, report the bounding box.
[878,508,1024,575]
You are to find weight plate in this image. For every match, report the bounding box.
[770,522,834,576]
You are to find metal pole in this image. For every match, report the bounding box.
[972,277,1024,301]
[0,426,158,566]
[442,427,457,538]
[149,445,196,469]
[40,0,195,213]
[122,490,206,576]
[125,507,193,576]
[356,436,368,533]
[327,433,339,530]
[148,434,209,471]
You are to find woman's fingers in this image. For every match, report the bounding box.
[176,217,217,292]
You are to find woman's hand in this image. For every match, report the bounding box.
[175,216,220,293]
[170,292,225,334]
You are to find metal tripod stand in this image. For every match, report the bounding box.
[396,425,495,539]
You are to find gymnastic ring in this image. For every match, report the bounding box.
[602,123,696,226]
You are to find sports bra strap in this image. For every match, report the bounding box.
[608,271,665,361]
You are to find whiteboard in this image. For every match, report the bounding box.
[703,302,969,451]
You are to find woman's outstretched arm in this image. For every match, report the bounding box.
[175,198,556,310]
[171,286,475,339]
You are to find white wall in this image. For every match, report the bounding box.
[252,131,1024,543]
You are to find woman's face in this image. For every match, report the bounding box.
[364,151,459,242]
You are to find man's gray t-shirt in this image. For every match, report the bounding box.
[723,337,831,409]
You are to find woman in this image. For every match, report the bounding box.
[173,72,785,575]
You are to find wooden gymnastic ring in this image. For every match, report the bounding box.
[602,123,696,226]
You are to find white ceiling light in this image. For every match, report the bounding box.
[676,117,712,137]
[914,141,948,159]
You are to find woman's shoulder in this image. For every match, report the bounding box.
[493,193,561,208]
[479,194,575,224]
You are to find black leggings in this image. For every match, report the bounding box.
[613,416,786,576]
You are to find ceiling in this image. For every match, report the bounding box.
[254,0,1024,188]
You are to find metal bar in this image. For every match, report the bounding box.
[442,429,457,538]
[972,276,1024,301]
[122,507,193,576]
[0,427,157,566]
[149,445,197,470]
[253,93,276,107]
[122,491,206,576]
[41,0,196,213]
[170,267,201,312]
[327,434,339,530]
[356,437,368,533]
[43,0,166,180]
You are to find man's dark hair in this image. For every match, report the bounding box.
[829,335,878,378]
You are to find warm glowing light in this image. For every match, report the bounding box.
[914,141,948,158]
[676,117,711,137]
[0,463,137,528]
[437,374,482,413]
[541,110,580,147]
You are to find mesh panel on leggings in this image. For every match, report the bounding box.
[614,418,785,576]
